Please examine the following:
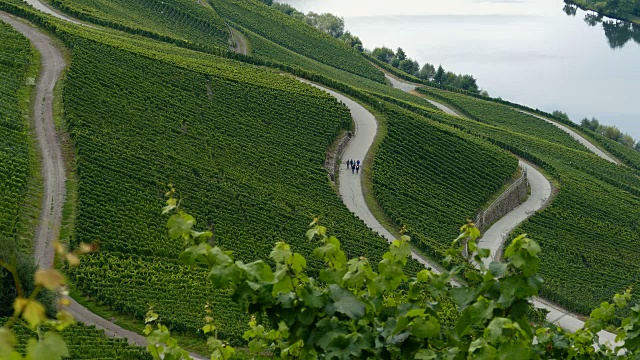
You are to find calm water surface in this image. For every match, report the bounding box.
[283,0,640,139]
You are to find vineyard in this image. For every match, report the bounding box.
[207,0,384,82]
[372,105,517,260]
[61,39,396,342]
[240,26,441,112]
[416,87,596,153]
[0,22,34,256]
[48,0,230,48]
[406,86,640,315]
[0,319,151,359]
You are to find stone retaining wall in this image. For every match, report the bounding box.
[476,168,528,232]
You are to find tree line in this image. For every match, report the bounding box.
[553,110,640,152]
[371,46,481,94]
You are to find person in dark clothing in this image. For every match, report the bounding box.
[356,164,360,174]
[350,159,354,168]
[356,160,360,167]
[346,159,350,169]
[351,163,355,174]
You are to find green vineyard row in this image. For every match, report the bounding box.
[207,0,385,82]
[372,105,517,261]
[0,21,34,259]
[62,38,394,342]
[404,87,640,316]
[1,318,151,359]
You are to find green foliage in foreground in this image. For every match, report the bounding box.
[142,196,640,359]
[207,0,384,82]
[408,86,640,317]
[372,105,517,261]
[0,319,151,359]
[48,0,230,48]
[62,38,395,342]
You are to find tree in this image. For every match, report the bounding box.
[257,0,272,5]
[398,59,419,76]
[458,74,479,92]
[552,110,571,122]
[603,125,622,141]
[433,65,445,84]
[308,12,344,38]
[339,31,363,50]
[371,47,394,63]
[418,63,436,81]
[634,141,640,151]
[620,133,635,147]
[395,47,406,61]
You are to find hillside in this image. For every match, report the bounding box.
[1,0,640,357]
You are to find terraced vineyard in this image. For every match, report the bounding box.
[373,105,517,260]
[410,86,640,314]
[240,26,441,112]
[207,0,384,82]
[48,0,230,47]
[416,87,596,153]
[62,38,393,342]
[1,319,151,359]
[0,21,35,255]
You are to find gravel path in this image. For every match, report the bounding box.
[21,0,82,25]
[477,160,552,267]
[386,74,620,346]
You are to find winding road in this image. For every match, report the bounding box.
[385,73,619,346]
[7,0,621,350]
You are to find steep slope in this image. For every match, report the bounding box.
[1,317,151,359]
[46,0,229,47]
[372,105,517,261]
[410,86,640,315]
[60,38,393,342]
[0,20,34,255]
[207,0,384,82]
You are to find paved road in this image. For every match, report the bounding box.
[478,161,552,266]
[518,110,619,164]
[299,79,449,275]
[387,74,620,346]
[384,74,460,117]
[22,0,83,25]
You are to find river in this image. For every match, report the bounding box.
[282,0,640,140]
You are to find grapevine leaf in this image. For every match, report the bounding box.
[167,212,195,240]
[325,284,365,319]
[35,269,65,291]
[26,332,69,360]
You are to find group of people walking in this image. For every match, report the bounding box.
[347,159,361,174]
